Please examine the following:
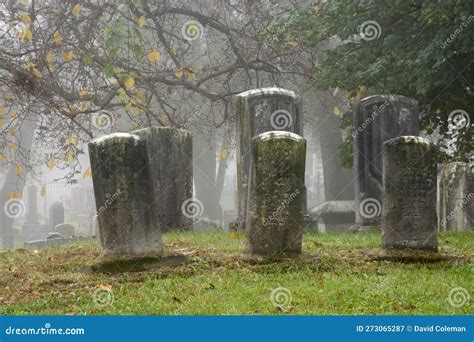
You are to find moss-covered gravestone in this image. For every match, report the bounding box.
[382,136,438,251]
[439,162,473,231]
[353,95,419,230]
[246,131,306,255]
[89,133,162,256]
[133,127,193,232]
[233,88,303,229]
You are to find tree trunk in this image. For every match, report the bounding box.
[0,116,36,249]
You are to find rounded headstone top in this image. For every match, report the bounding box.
[236,87,298,99]
[133,126,191,139]
[252,130,305,143]
[91,132,141,146]
[383,135,431,147]
[359,94,418,107]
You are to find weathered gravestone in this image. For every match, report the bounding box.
[382,136,438,251]
[309,200,355,232]
[133,127,193,232]
[246,131,306,255]
[353,95,419,230]
[54,223,75,238]
[439,162,473,231]
[234,88,303,229]
[89,133,162,256]
[49,202,65,230]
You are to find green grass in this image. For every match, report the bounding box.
[0,231,472,315]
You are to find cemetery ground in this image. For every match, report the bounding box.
[0,230,472,315]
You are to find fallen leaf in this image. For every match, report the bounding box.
[72,4,82,16]
[147,49,161,62]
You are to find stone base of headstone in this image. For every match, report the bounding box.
[309,201,355,232]
[90,254,187,274]
[382,136,438,252]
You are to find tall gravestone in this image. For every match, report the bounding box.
[89,133,162,256]
[439,162,473,231]
[234,88,303,229]
[382,136,438,251]
[49,202,65,230]
[353,95,419,230]
[133,127,193,232]
[246,131,306,255]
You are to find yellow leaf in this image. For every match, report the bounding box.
[40,185,46,197]
[333,107,342,117]
[0,154,4,161]
[47,159,56,169]
[230,230,239,239]
[0,119,3,127]
[0,106,4,115]
[15,165,22,175]
[175,68,184,79]
[20,13,32,25]
[8,192,15,200]
[83,168,92,177]
[147,49,161,63]
[132,108,140,116]
[46,52,54,63]
[67,134,78,145]
[137,16,145,27]
[53,31,62,45]
[186,70,196,81]
[18,27,33,41]
[72,4,82,16]
[67,153,75,163]
[8,112,17,120]
[61,50,74,62]
[16,191,23,199]
[124,76,135,90]
[8,127,16,135]
[7,142,16,152]
[79,89,88,97]
[171,47,177,55]
[32,68,43,78]
[124,102,132,111]
[287,40,301,47]
[219,149,229,160]
[136,90,144,104]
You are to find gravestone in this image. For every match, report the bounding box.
[439,162,473,231]
[353,95,419,230]
[49,202,65,230]
[24,185,39,224]
[246,131,306,255]
[89,133,162,256]
[54,223,75,238]
[133,127,193,232]
[382,136,438,251]
[234,88,303,229]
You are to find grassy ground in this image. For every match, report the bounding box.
[0,231,472,315]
